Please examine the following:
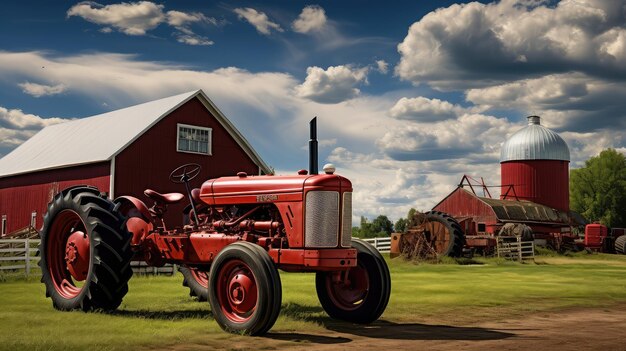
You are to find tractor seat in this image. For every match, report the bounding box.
[144,189,184,205]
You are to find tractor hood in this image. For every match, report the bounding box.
[199,173,352,205]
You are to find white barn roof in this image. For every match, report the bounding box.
[0,90,271,178]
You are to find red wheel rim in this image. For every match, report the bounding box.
[190,268,209,289]
[216,259,258,322]
[325,264,369,311]
[46,210,90,299]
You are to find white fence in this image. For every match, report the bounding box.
[362,237,391,253]
[496,237,535,262]
[0,238,40,277]
[0,236,392,278]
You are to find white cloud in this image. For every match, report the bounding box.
[0,106,70,156]
[395,0,626,90]
[234,7,283,35]
[389,96,470,122]
[67,1,165,35]
[0,52,297,116]
[376,60,388,74]
[67,2,216,45]
[166,10,216,27]
[465,72,626,131]
[175,34,213,46]
[18,82,67,97]
[378,113,514,162]
[295,65,369,104]
[292,5,327,33]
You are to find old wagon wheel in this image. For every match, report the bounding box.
[418,211,465,257]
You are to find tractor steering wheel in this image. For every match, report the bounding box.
[169,163,202,184]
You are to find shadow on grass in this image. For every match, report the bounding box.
[272,303,515,342]
[266,332,352,345]
[321,319,516,341]
[110,308,211,320]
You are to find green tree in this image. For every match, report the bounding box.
[352,215,392,238]
[394,217,408,233]
[371,215,393,236]
[570,148,626,228]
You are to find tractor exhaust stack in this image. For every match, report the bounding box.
[309,117,318,175]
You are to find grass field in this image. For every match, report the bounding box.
[2,254,626,350]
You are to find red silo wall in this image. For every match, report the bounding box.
[500,160,569,212]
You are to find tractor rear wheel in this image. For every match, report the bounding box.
[615,235,626,254]
[315,238,391,324]
[39,186,133,311]
[180,266,209,301]
[421,211,465,257]
[208,242,282,335]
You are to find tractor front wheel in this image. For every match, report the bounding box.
[180,266,209,301]
[39,186,133,311]
[208,242,282,335]
[316,238,391,323]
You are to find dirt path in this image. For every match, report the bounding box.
[164,305,626,351]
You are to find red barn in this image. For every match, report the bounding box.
[0,90,270,236]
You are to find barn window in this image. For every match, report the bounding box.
[30,211,37,229]
[177,124,212,155]
[477,223,486,232]
[1,215,6,237]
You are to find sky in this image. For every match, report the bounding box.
[1,0,626,224]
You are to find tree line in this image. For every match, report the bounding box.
[352,208,416,238]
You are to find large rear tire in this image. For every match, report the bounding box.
[180,266,209,301]
[615,235,626,254]
[315,238,391,323]
[39,186,133,311]
[208,242,282,335]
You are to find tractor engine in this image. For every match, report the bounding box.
[196,169,354,251]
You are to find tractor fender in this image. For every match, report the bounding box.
[114,196,154,246]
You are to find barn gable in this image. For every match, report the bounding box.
[0,90,270,179]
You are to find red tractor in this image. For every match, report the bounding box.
[38,118,391,335]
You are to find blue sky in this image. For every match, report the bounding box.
[1,0,625,223]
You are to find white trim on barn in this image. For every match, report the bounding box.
[109,156,116,199]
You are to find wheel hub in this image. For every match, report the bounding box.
[64,230,90,281]
[228,272,256,311]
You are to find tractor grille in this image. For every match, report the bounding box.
[341,192,352,247]
[305,191,339,248]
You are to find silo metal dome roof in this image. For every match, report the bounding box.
[500,116,570,162]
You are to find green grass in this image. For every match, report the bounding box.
[2,254,626,350]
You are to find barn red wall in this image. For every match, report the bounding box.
[114,97,261,228]
[500,160,569,212]
[433,188,499,234]
[0,162,110,235]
